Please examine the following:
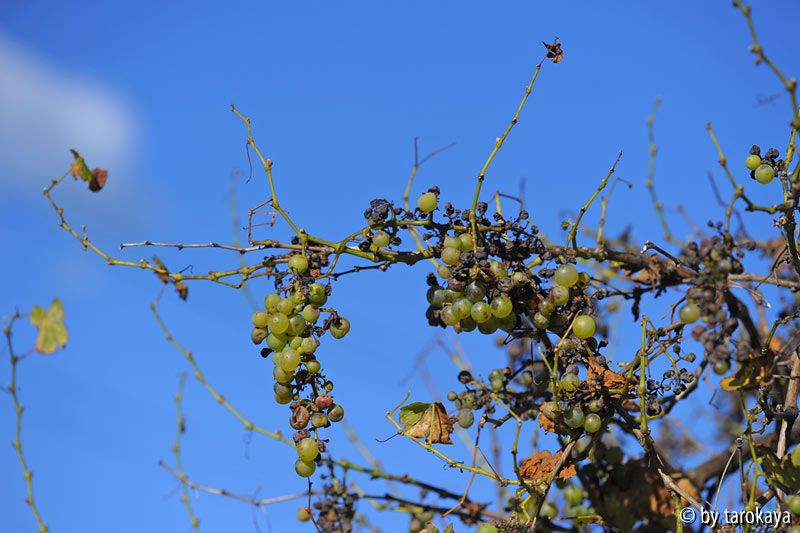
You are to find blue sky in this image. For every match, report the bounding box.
[2,1,799,532]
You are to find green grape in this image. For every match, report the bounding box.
[251,328,268,344]
[441,305,460,326]
[471,301,492,323]
[252,311,269,328]
[269,313,290,334]
[490,295,513,318]
[564,407,585,429]
[456,408,474,428]
[295,458,316,477]
[560,373,580,392]
[476,524,497,533]
[274,383,293,404]
[271,351,281,365]
[573,315,596,339]
[713,360,729,375]
[277,298,295,315]
[452,298,473,320]
[442,289,461,304]
[330,317,350,339]
[583,413,602,433]
[443,235,462,250]
[437,265,452,279]
[489,260,508,280]
[372,230,390,248]
[300,336,319,354]
[288,254,309,273]
[308,283,328,305]
[297,437,320,462]
[679,303,701,324]
[310,412,329,428]
[563,484,583,506]
[459,317,477,332]
[273,365,294,384]
[478,318,498,334]
[489,369,503,381]
[292,290,306,305]
[588,399,603,413]
[264,292,281,311]
[577,272,591,287]
[447,391,457,401]
[279,348,301,372]
[498,313,517,332]
[267,332,288,351]
[458,232,474,251]
[328,404,345,422]
[465,281,487,302]
[550,286,570,307]
[539,300,555,316]
[554,264,579,288]
[289,335,303,349]
[540,501,558,519]
[296,508,311,522]
[429,288,446,308]
[305,359,321,374]
[441,246,461,265]
[754,163,775,184]
[518,371,533,387]
[533,312,550,330]
[417,191,438,212]
[286,314,306,336]
[792,445,800,468]
[788,495,800,515]
[302,304,320,323]
[490,378,503,391]
[512,271,528,286]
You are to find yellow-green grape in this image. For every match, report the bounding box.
[289,335,303,350]
[437,265,452,279]
[300,336,319,354]
[251,328,268,344]
[563,485,583,506]
[287,314,306,336]
[288,254,309,273]
[441,305,460,326]
[792,445,800,468]
[588,399,603,413]
[573,315,596,339]
[560,373,580,392]
[489,260,508,280]
[372,230,390,248]
[512,271,528,286]
[330,317,350,339]
[297,437,319,462]
[441,246,461,265]
[554,264,579,288]
[583,413,602,433]
[459,317,477,332]
[540,501,558,519]
[541,401,559,419]
[754,163,775,184]
[458,232,474,251]
[277,298,294,315]
[328,404,345,422]
[310,412,329,428]
[490,295,513,318]
[296,508,311,522]
[428,288,446,308]
[577,272,591,287]
[452,298,472,320]
[292,290,306,304]
[264,292,281,311]
[533,312,550,329]
[302,304,320,323]
[679,303,701,324]
[279,348,301,372]
[443,235,462,250]
[713,360,729,375]
[457,408,474,428]
[295,458,316,477]
[273,365,294,384]
[476,523,497,533]
[787,495,800,515]
[564,407,585,429]
[269,312,290,334]
[305,359,321,374]
[267,333,287,351]
[539,300,555,316]
[498,313,517,332]
[478,318,498,334]
[308,283,328,305]
[465,281,487,302]
[471,301,492,323]
[252,311,269,328]
[274,383,293,404]
[417,191,438,212]
[550,286,570,306]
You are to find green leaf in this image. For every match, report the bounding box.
[756,445,800,493]
[29,299,68,355]
[398,402,431,427]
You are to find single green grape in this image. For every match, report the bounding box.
[305,359,321,374]
[442,288,460,304]
[564,407,585,429]
[274,383,293,404]
[458,233,474,251]
[251,328,268,345]
[577,272,591,287]
[713,360,729,375]
[443,235,462,250]
[277,298,294,315]
[478,318,498,334]
[297,437,319,462]
[465,281,487,302]
[452,298,473,320]
[471,301,492,323]
[550,286,570,307]
[441,246,461,265]
[300,336,319,354]
[417,191,438,212]
[539,300,555,316]
[573,315,596,339]
[287,314,306,336]
[489,260,508,280]
[587,399,603,413]
[302,304,320,323]
[490,378,503,391]
[792,445,800,468]
[745,154,761,170]
[512,271,528,286]
[583,413,602,433]
[308,283,328,305]
[279,348,301,372]
[540,501,558,519]
[679,302,701,324]
[786,495,800,515]
[372,230,390,248]
[533,312,550,330]
[328,404,345,422]
[267,332,287,351]
[269,312,290,334]
[754,163,775,184]
[330,317,351,339]
[457,408,474,428]
[289,336,302,351]
[554,264,579,287]
[437,265,452,279]
[489,369,503,381]
[560,373,580,392]
[498,313,517,332]
[295,458,316,477]
[296,508,311,522]
[490,295,513,318]
[563,484,583,506]
[252,311,269,328]
[264,292,281,311]
[292,290,306,304]
[459,317,477,332]
[288,254,309,273]
[441,305,460,326]
[429,288,446,308]
[310,412,329,428]
[273,365,294,384]
[476,523,497,533]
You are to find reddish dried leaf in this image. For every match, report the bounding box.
[89,168,108,192]
[538,412,556,433]
[402,402,456,445]
[542,41,564,63]
[587,358,628,391]
[520,450,575,482]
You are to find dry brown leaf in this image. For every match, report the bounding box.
[403,402,456,445]
[538,412,556,433]
[587,358,628,391]
[520,450,575,482]
[542,41,564,63]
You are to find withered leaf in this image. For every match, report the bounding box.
[587,357,628,391]
[756,445,800,493]
[29,299,68,355]
[400,402,456,445]
[542,41,563,64]
[70,149,108,192]
[538,411,556,433]
[720,352,773,392]
[152,256,170,284]
[175,281,189,301]
[519,450,576,482]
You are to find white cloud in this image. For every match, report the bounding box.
[0,33,138,191]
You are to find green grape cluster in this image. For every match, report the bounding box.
[745,145,782,185]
